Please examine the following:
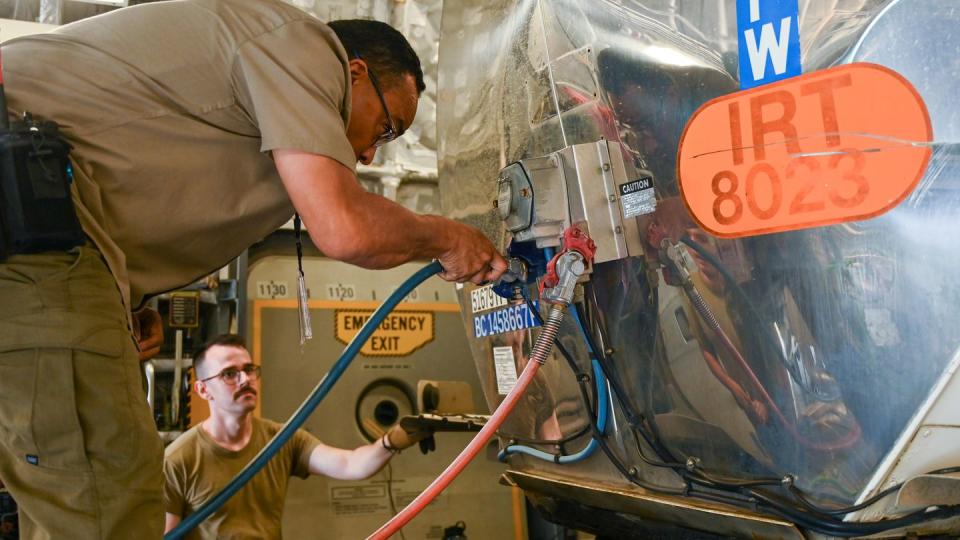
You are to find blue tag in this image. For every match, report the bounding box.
[737,0,802,89]
[474,302,541,338]
[26,454,39,465]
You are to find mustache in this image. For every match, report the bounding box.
[234,387,258,400]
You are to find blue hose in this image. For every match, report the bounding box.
[165,261,443,540]
[498,296,609,463]
[498,358,607,463]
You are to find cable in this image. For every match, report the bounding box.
[689,283,862,452]
[788,466,960,517]
[495,278,599,449]
[579,290,684,467]
[579,279,960,536]
[679,235,812,391]
[497,299,607,463]
[165,261,443,540]
[495,294,594,447]
[384,463,406,540]
[557,286,686,492]
[498,359,607,463]
[496,423,592,447]
[673,238,861,451]
[498,243,959,536]
[564,306,685,495]
[749,487,960,538]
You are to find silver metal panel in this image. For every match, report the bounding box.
[562,142,629,263]
[897,473,960,511]
[516,155,568,247]
[504,470,805,540]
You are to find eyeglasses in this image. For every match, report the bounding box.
[199,364,261,385]
[355,51,399,147]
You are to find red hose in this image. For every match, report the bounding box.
[368,357,542,539]
[708,318,861,452]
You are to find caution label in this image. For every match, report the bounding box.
[335,310,435,357]
[619,175,656,218]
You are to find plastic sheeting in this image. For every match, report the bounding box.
[440,0,960,508]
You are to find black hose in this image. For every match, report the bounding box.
[577,279,960,536]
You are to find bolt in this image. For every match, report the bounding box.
[615,226,623,234]
[628,467,638,477]
[602,163,611,171]
[922,429,931,438]
[608,194,616,202]
[520,188,530,197]
[685,456,700,471]
[781,474,795,487]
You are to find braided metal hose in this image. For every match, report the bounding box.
[530,303,566,364]
[686,284,721,332]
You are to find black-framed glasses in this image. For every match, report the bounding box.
[354,51,399,147]
[199,364,261,385]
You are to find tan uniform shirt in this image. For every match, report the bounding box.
[2,0,357,310]
[163,418,321,540]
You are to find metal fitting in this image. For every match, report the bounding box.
[491,257,529,300]
[660,239,696,285]
[542,251,586,305]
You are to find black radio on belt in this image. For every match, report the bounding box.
[0,55,84,262]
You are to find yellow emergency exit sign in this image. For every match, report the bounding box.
[334,309,435,357]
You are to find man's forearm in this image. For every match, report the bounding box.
[275,149,451,268]
[309,440,394,480]
[340,439,395,479]
[275,149,505,283]
[312,189,451,269]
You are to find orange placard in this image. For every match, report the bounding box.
[677,62,932,238]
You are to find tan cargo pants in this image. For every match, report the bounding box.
[0,246,164,539]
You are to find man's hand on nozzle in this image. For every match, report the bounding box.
[385,423,435,454]
[436,220,507,285]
